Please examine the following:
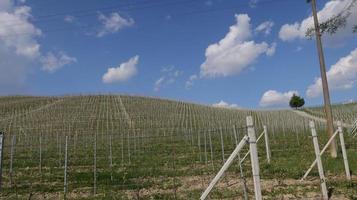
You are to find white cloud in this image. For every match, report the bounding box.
[0,1,41,93]
[0,5,41,59]
[255,20,274,35]
[279,0,357,43]
[154,66,182,91]
[102,55,139,84]
[200,14,276,78]
[64,15,75,23]
[41,51,77,73]
[185,74,198,89]
[97,12,134,37]
[212,100,240,109]
[260,90,298,107]
[306,48,357,98]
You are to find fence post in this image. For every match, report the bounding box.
[247,116,262,200]
[10,134,16,187]
[0,132,4,191]
[263,125,271,164]
[310,121,328,200]
[64,135,68,200]
[337,121,351,181]
[39,133,42,174]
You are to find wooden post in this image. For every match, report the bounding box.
[247,116,262,200]
[0,133,4,191]
[337,121,351,181]
[64,135,68,200]
[263,126,271,164]
[310,121,328,200]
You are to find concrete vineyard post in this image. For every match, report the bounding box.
[200,135,249,200]
[337,121,351,181]
[247,116,262,200]
[310,121,328,200]
[263,126,271,164]
[301,129,339,180]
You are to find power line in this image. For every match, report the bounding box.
[0,0,293,38]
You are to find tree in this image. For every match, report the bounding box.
[289,94,305,109]
[306,0,357,38]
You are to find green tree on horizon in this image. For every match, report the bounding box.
[289,94,305,109]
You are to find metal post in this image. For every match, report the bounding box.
[39,133,42,174]
[219,127,225,163]
[109,134,113,182]
[0,133,4,191]
[10,134,16,186]
[64,135,68,200]
[337,121,351,181]
[263,125,271,164]
[200,135,249,200]
[247,116,262,200]
[310,121,328,200]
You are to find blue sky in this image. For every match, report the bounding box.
[0,0,356,109]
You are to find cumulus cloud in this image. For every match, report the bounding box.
[279,0,357,44]
[0,0,41,93]
[97,12,134,37]
[260,90,298,107]
[255,20,274,35]
[212,100,240,109]
[102,55,139,84]
[41,51,77,73]
[306,48,357,98]
[200,14,276,78]
[154,66,182,91]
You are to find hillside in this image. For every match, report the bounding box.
[0,95,356,199]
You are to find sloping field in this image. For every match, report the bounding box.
[0,95,355,199]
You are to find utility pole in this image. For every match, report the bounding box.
[309,0,337,158]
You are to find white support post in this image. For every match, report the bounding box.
[200,135,249,200]
[247,116,262,200]
[301,129,339,180]
[240,130,264,165]
[263,126,271,164]
[310,121,328,200]
[337,121,351,181]
[64,135,68,200]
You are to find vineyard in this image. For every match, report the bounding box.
[0,95,356,199]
